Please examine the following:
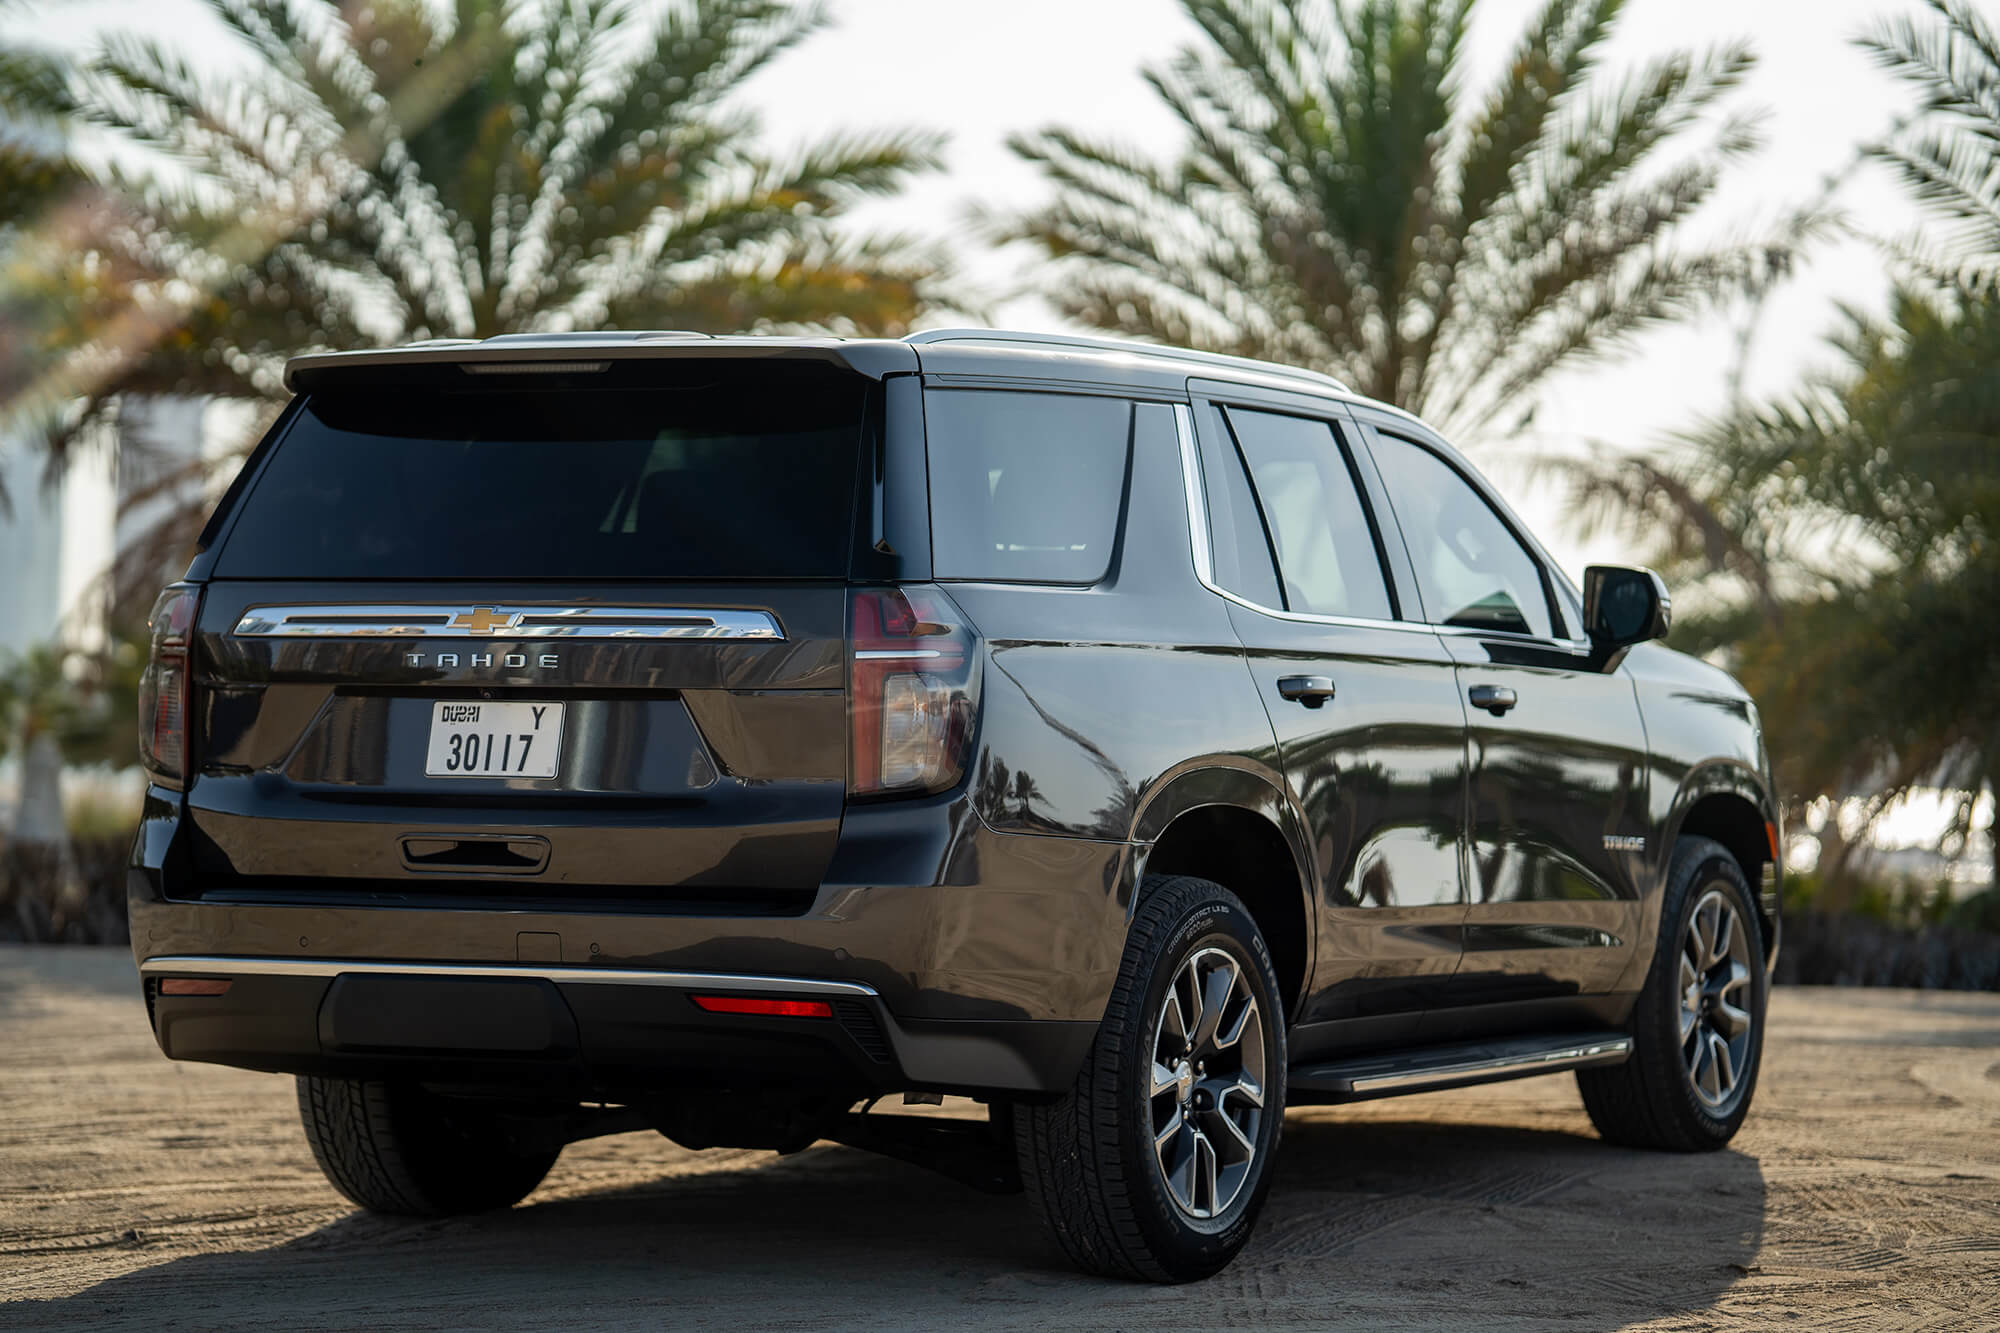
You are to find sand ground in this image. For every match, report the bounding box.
[2,945,1996,1330]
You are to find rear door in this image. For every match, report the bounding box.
[1186,384,1469,1052]
[184,359,871,913]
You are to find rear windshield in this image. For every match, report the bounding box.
[214,371,866,580]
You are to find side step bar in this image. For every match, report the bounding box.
[1289,1031,1632,1102]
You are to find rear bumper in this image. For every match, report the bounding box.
[129,786,1131,1095]
[138,955,1094,1095]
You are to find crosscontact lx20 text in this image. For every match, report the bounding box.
[131,329,1781,1282]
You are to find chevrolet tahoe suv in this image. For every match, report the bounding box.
[131,329,1780,1282]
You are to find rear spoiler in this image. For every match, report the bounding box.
[283,334,919,392]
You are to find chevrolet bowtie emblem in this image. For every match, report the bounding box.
[447,607,520,635]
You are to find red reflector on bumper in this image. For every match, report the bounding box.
[159,978,232,997]
[691,994,833,1019]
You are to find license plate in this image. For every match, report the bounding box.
[425,701,564,778]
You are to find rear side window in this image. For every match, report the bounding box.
[924,390,1132,584]
[1194,403,1285,609]
[1223,408,1392,620]
[214,371,867,580]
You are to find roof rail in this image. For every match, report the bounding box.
[905,328,1351,395]
[480,330,717,344]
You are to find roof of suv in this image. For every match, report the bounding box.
[281,327,1360,406]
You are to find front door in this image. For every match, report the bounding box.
[1356,418,1649,1035]
[1185,393,1469,1053]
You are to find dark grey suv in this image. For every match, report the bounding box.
[131,329,1780,1281]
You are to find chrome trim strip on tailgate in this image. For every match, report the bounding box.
[232,605,784,641]
[139,955,878,997]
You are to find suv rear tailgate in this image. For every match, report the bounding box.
[186,581,847,905]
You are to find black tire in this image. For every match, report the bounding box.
[1578,836,1768,1151]
[1013,875,1287,1282]
[295,1076,561,1216]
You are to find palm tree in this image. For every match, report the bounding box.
[995,0,1782,438]
[0,38,98,417]
[1865,0,2000,272]
[2,0,947,611]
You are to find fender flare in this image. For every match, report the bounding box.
[1128,757,1318,998]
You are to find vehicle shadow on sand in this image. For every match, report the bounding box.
[22,1112,1764,1330]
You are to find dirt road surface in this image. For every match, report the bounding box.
[2,945,1996,1330]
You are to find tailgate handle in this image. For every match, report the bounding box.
[400,834,550,875]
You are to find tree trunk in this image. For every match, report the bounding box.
[1817,814,1857,914]
[13,730,68,846]
[6,730,82,926]
[1988,769,1999,895]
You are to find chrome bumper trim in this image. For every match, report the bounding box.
[138,955,878,998]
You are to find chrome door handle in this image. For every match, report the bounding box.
[1468,684,1517,716]
[1277,675,1337,708]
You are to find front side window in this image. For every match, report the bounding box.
[1223,408,1393,621]
[925,390,1132,584]
[1368,431,1557,638]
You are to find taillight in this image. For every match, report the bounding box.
[847,585,980,797]
[137,583,199,785]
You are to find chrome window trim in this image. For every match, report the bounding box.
[139,955,879,997]
[232,605,785,641]
[1172,402,1437,638]
[1174,401,1598,657]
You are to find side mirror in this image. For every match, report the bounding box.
[1582,565,1671,667]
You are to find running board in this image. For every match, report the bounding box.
[1288,1031,1632,1102]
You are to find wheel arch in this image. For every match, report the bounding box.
[1664,761,1781,963]
[1132,762,1315,1022]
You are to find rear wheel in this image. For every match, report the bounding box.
[1013,875,1286,1282]
[1578,836,1767,1151]
[296,1076,560,1216]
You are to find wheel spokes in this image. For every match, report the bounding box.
[1202,1095,1257,1163]
[1712,962,1753,1036]
[1191,1130,1218,1214]
[1189,958,1239,1055]
[1708,1030,1736,1097]
[1161,984,1189,1052]
[1227,1069,1264,1110]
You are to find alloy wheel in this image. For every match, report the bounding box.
[1678,886,1755,1110]
[1148,946,1266,1220]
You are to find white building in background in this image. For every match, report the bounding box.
[0,399,214,830]
[0,397,212,655]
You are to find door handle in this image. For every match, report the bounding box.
[1277,675,1337,708]
[1467,684,1517,716]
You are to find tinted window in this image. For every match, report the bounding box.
[1195,404,1285,609]
[1224,408,1392,620]
[1369,432,1556,638]
[925,390,1131,583]
[216,375,866,579]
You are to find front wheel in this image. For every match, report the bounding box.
[1578,836,1768,1151]
[1013,875,1287,1282]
